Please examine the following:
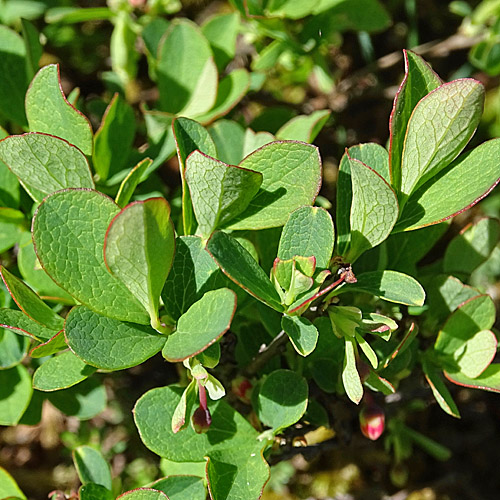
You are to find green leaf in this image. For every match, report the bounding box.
[208,120,245,165]
[30,330,68,358]
[278,206,334,269]
[93,93,136,181]
[46,376,106,420]
[161,236,223,321]
[104,198,175,329]
[73,445,112,490]
[150,476,205,500]
[65,306,166,371]
[0,308,57,341]
[225,141,322,230]
[17,233,74,303]
[115,158,152,208]
[185,151,262,239]
[21,19,42,80]
[0,329,29,369]
[389,50,441,191]
[265,0,315,18]
[337,270,426,306]
[276,110,331,143]
[25,64,93,156]
[201,12,240,71]
[342,337,363,404]
[281,315,318,356]
[336,144,391,256]
[0,26,29,127]
[444,217,500,275]
[195,69,250,124]
[134,385,270,500]
[0,364,32,425]
[0,220,23,254]
[80,483,114,500]
[0,466,26,500]
[1,266,64,331]
[32,189,149,324]
[397,138,500,231]
[173,117,217,236]
[400,79,484,202]
[33,351,96,391]
[171,380,197,433]
[163,288,236,362]
[355,332,378,369]
[157,19,217,116]
[347,157,398,262]
[435,294,496,378]
[257,369,308,432]
[206,231,283,311]
[0,133,95,202]
[422,356,459,418]
[445,363,500,393]
[0,137,21,209]
[118,489,169,500]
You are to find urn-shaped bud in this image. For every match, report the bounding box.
[192,405,212,434]
[359,404,385,440]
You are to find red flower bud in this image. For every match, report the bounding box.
[192,405,212,434]
[359,404,385,441]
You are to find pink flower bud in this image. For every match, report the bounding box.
[192,405,212,434]
[359,404,385,440]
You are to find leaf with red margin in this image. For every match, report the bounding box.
[395,138,500,232]
[173,116,217,235]
[133,385,270,500]
[185,150,262,239]
[400,78,484,202]
[1,266,64,331]
[32,189,149,324]
[0,309,55,341]
[29,330,66,358]
[162,288,236,362]
[435,294,497,379]
[445,364,500,393]
[422,355,460,418]
[25,64,93,156]
[206,231,283,311]
[225,141,322,230]
[65,306,166,371]
[0,132,94,202]
[389,50,442,192]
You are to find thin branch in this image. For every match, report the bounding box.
[243,330,288,377]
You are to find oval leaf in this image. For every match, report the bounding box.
[33,351,96,391]
[25,64,93,156]
[278,206,334,269]
[0,133,94,202]
[226,141,322,230]
[162,288,236,362]
[33,189,149,324]
[257,369,308,431]
[65,306,166,371]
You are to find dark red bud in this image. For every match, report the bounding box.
[359,404,385,441]
[192,405,212,434]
